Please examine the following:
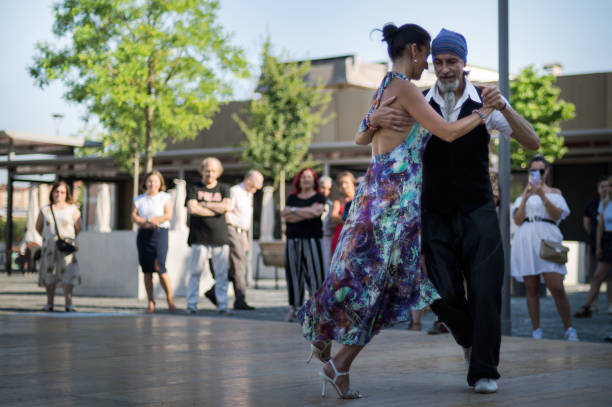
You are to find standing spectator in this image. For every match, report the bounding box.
[319,175,335,271]
[339,175,364,224]
[205,170,264,309]
[185,157,232,315]
[35,181,81,312]
[582,175,612,313]
[282,168,326,322]
[575,175,612,317]
[225,170,264,310]
[511,155,578,340]
[330,171,356,255]
[131,170,176,314]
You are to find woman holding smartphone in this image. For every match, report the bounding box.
[510,155,578,341]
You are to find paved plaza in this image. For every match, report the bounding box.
[1,274,611,343]
[1,274,612,406]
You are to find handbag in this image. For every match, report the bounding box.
[528,205,568,264]
[50,205,77,255]
[539,239,569,264]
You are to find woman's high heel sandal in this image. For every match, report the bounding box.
[573,305,592,318]
[319,360,362,399]
[307,342,331,364]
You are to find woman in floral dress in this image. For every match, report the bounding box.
[36,181,82,312]
[297,23,494,399]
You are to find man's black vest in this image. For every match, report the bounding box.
[422,87,493,214]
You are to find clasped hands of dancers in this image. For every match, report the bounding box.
[295,23,540,399]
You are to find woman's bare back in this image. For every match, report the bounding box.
[370,79,416,156]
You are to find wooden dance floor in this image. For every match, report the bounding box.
[1,314,611,406]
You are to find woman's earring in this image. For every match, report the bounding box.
[412,58,417,63]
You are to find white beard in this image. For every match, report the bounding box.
[437,79,460,121]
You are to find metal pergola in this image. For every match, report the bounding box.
[0,130,102,274]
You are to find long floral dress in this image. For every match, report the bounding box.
[298,72,440,346]
[38,204,80,287]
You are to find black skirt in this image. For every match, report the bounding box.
[600,231,612,264]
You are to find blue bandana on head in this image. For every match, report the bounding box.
[432,28,467,63]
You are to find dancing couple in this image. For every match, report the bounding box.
[297,23,539,399]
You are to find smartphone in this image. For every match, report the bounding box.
[529,170,541,185]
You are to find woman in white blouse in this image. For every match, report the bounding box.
[511,155,578,341]
[132,170,175,313]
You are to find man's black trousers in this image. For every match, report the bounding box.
[423,200,505,386]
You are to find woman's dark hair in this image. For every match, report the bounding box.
[291,168,320,195]
[49,181,74,204]
[379,23,431,61]
[528,154,549,170]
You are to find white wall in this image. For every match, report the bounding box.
[563,241,586,285]
[77,230,214,299]
[75,230,585,298]
[77,231,140,297]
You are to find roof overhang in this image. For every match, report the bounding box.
[0,130,608,179]
[0,142,371,179]
[0,129,102,156]
[557,128,612,164]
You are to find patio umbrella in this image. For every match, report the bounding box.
[260,186,275,241]
[95,183,111,232]
[39,184,49,208]
[23,186,42,245]
[171,179,188,232]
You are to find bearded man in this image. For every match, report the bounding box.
[360,28,540,393]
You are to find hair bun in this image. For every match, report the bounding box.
[382,23,398,43]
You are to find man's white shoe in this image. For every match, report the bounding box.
[532,328,543,339]
[474,378,498,393]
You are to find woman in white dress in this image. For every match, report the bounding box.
[36,181,81,312]
[132,170,176,313]
[511,155,578,341]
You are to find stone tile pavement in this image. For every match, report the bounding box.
[1,273,611,343]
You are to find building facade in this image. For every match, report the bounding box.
[2,56,610,238]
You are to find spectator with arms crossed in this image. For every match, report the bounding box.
[185,157,232,315]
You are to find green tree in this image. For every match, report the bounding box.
[0,218,27,244]
[508,65,575,168]
[234,39,333,190]
[29,0,249,174]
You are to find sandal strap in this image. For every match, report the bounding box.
[328,360,349,378]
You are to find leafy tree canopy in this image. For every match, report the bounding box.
[30,0,249,171]
[234,39,334,188]
[507,65,575,169]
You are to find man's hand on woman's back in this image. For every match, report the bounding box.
[370,96,415,132]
